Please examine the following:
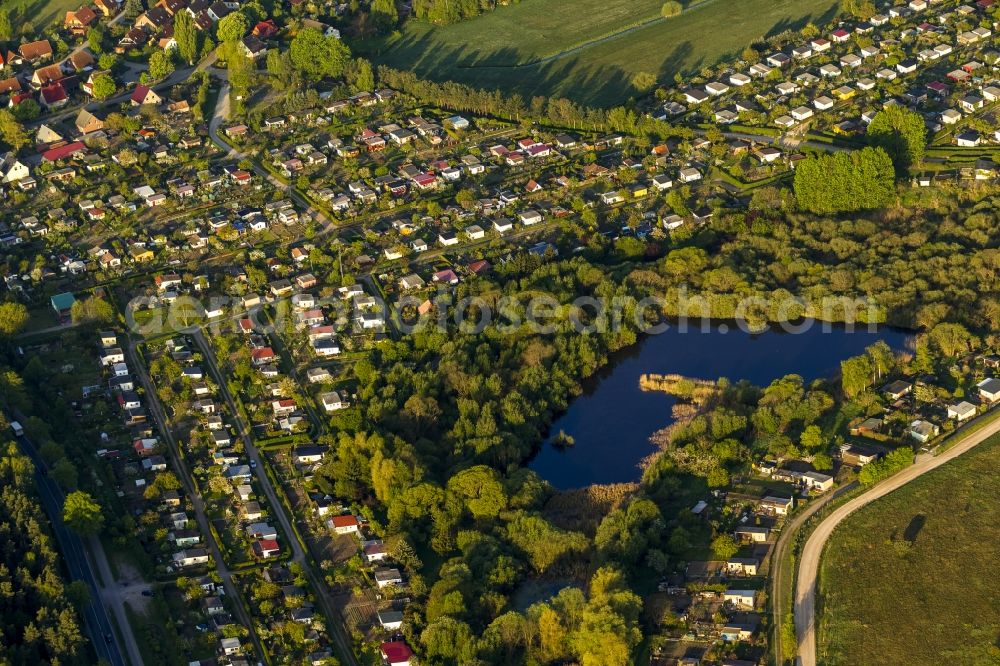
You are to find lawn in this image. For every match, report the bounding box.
[356,0,838,106]
[3,0,83,33]
[818,432,1000,665]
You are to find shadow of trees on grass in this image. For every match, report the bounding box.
[358,1,839,107]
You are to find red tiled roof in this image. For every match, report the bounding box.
[33,63,64,85]
[433,269,458,283]
[380,642,413,663]
[330,515,359,527]
[9,91,33,106]
[43,141,85,162]
[131,84,152,104]
[468,260,490,274]
[19,40,53,60]
[252,19,278,37]
[0,76,22,94]
[41,82,67,105]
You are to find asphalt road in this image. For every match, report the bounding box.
[794,415,1000,666]
[12,428,133,666]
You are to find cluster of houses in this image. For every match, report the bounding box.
[288,445,414,662]
[78,331,265,665]
[663,0,1000,152]
[235,565,340,665]
[152,335,283,563]
[93,334,213,572]
[0,0,118,116]
[859,363,1000,447]
[653,355,1000,663]
[121,0,243,55]
[650,488,804,661]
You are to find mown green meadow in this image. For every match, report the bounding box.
[818,432,1000,665]
[2,0,83,34]
[357,0,838,106]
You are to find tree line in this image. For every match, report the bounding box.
[0,422,87,664]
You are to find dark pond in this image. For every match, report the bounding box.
[529,322,913,489]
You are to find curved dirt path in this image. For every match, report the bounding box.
[794,415,1000,666]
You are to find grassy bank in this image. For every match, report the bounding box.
[817,431,1000,665]
[356,0,838,106]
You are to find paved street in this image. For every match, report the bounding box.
[12,424,139,666]
[768,481,856,666]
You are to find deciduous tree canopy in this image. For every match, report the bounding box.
[793,147,895,213]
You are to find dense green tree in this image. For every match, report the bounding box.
[0,441,85,663]
[841,354,874,398]
[0,9,12,40]
[63,491,104,534]
[793,147,895,213]
[10,99,39,122]
[266,49,293,87]
[124,0,144,19]
[370,0,399,31]
[0,109,28,150]
[631,71,656,92]
[50,458,78,491]
[98,52,121,71]
[90,72,117,100]
[859,447,914,486]
[927,322,974,358]
[661,1,682,17]
[216,11,249,43]
[352,57,375,91]
[174,10,199,64]
[70,296,115,324]
[0,302,28,335]
[506,513,588,572]
[148,50,175,80]
[867,106,926,175]
[446,465,507,519]
[289,27,351,80]
[595,499,663,564]
[422,617,475,662]
[87,25,104,53]
[800,424,823,451]
[710,533,738,559]
[812,451,834,471]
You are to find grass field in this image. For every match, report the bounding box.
[356,0,838,106]
[818,432,1000,665]
[2,0,82,34]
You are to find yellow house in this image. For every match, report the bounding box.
[630,184,649,198]
[833,86,856,101]
[130,247,154,262]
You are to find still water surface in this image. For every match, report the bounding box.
[529,323,913,489]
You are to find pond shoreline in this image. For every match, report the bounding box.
[529,321,914,489]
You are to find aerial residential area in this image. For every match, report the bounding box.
[0,0,999,663]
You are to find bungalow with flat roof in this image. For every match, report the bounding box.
[977,377,1000,402]
[909,420,939,443]
[882,380,912,400]
[947,400,976,421]
[734,526,769,543]
[723,589,756,609]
